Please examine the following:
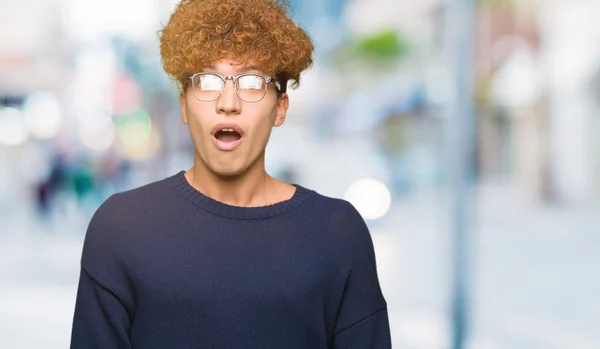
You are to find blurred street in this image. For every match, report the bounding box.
[1,180,598,349]
[3,0,600,348]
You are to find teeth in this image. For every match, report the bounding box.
[221,128,235,132]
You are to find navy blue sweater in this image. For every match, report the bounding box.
[70,171,391,348]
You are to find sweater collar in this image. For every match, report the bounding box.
[170,170,311,219]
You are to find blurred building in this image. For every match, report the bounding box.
[473,0,600,203]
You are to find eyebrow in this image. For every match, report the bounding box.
[241,65,261,73]
[201,65,263,74]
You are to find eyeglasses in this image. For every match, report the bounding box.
[188,72,282,103]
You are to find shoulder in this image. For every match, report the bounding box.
[92,174,175,221]
[301,187,371,244]
[82,175,175,256]
[305,188,366,225]
[109,175,174,209]
[78,177,179,303]
[302,188,377,270]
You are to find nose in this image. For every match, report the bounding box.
[216,78,241,115]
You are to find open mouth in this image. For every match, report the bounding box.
[212,127,243,151]
[214,128,242,143]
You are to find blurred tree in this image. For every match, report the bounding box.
[334,29,409,66]
[356,29,407,60]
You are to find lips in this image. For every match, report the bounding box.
[211,123,244,151]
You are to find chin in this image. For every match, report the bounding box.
[199,149,263,178]
[212,168,246,178]
[208,162,248,178]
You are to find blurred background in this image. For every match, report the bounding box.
[1,0,599,348]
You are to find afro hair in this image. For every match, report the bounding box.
[159,0,314,93]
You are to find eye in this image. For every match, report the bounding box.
[237,75,265,90]
[197,74,223,91]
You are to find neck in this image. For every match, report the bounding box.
[186,152,276,207]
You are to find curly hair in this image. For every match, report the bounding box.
[159,0,314,93]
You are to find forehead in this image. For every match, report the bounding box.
[202,57,268,75]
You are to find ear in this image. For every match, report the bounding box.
[273,93,289,128]
[180,92,188,125]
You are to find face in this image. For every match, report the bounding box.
[180,58,289,177]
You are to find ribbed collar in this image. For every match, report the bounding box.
[170,170,312,220]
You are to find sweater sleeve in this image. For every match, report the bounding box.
[332,202,392,349]
[70,268,133,348]
[70,194,134,349]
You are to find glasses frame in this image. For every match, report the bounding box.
[188,72,282,103]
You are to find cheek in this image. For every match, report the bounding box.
[247,108,277,142]
[186,107,213,135]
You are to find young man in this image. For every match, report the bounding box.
[70,0,391,348]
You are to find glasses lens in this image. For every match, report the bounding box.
[193,74,223,101]
[236,75,267,102]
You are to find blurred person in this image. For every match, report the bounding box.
[70,0,391,348]
[34,153,69,218]
[71,158,95,203]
